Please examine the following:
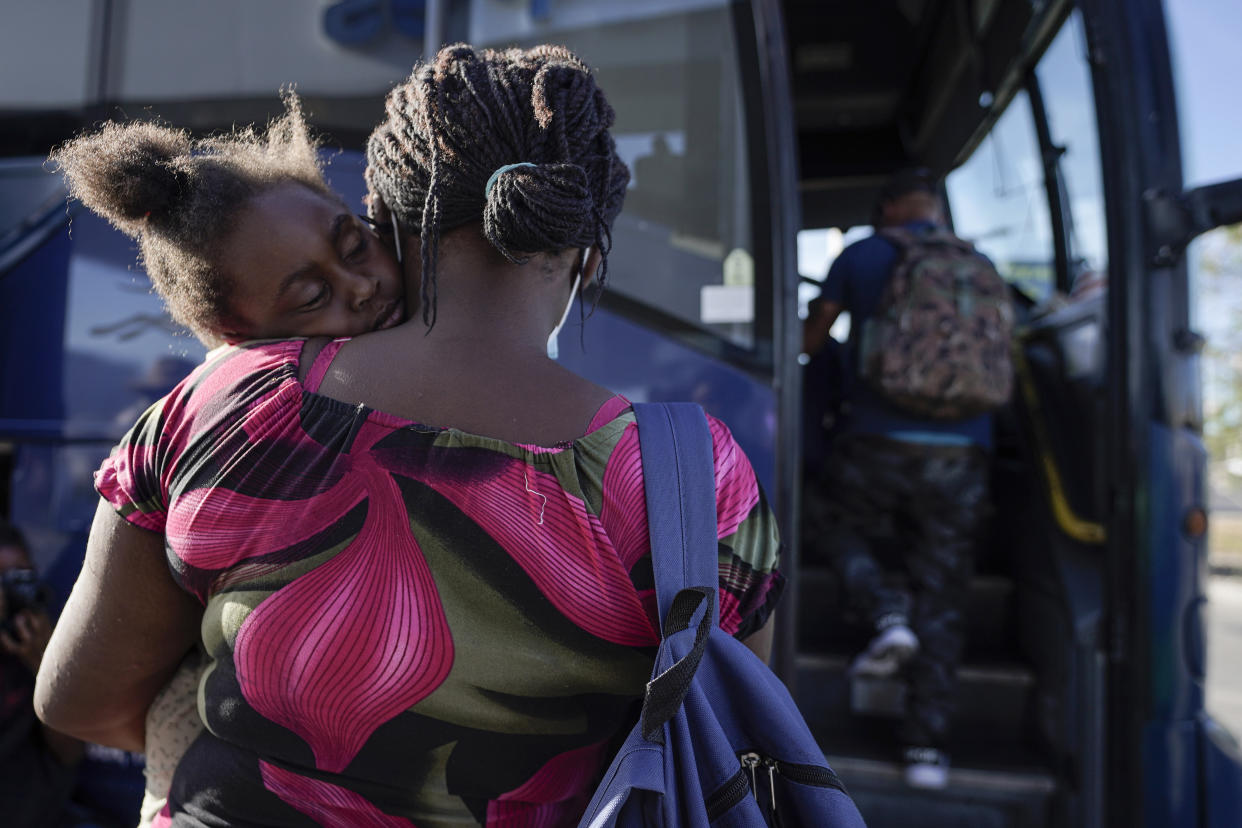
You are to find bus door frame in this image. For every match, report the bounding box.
[1077,0,1212,825]
[1021,30,1107,827]
[731,0,804,681]
[1024,71,1074,295]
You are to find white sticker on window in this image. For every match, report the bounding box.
[700,285,754,324]
[723,247,754,287]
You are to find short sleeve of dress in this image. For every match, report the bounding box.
[93,340,306,543]
[95,397,174,534]
[706,415,785,640]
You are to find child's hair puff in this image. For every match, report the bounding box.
[50,93,334,341]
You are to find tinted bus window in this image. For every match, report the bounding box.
[1165,0,1242,741]
[471,1,756,350]
[1166,2,1242,188]
[1035,10,1108,281]
[945,90,1055,302]
[0,161,64,244]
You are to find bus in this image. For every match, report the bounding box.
[1,1,1240,825]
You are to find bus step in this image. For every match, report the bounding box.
[825,746,1057,828]
[795,653,1035,746]
[797,569,1019,659]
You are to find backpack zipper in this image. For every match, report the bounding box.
[771,758,848,794]
[741,750,762,794]
[705,765,752,821]
[736,750,849,823]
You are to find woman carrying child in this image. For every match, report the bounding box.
[36,44,783,826]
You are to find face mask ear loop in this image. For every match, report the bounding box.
[391,213,403,264]
[547,252,586,360]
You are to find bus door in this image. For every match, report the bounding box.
[790,3,1107,825]
[1076,1,1242,826]
[785,0,1242,824]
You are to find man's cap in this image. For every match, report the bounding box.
[878,167,938,201]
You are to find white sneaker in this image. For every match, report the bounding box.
[848,624,919,678]
[903,746,950,790]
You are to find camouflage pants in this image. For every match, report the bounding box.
[804,434,991,747]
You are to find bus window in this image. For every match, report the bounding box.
[1165,0,1242,745]
[945,90,1055,303]
[0,159,63,246]
[1034,10,1108,283]
[471,1,756,350]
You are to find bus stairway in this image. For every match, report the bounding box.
[793,566,1059,828]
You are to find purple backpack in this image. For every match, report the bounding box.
[578,403,865,828]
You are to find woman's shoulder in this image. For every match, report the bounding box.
[702,412,754,473]
[588,406,753,487]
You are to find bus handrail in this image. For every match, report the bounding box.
[1011,338,1108,545]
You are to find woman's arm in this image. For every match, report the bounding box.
[34,500,201,752]
[741,621,775,664]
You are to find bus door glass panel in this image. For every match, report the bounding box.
[1166,0,1242,743]
[1035,9,1109,292]
[471,0,756,350]
[945,91,1055,305]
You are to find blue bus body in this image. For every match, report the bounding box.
[1,0,1240,825]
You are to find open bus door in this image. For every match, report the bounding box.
[1077,1,1242,825]
[782,0,1242,826]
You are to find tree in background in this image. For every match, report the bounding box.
[1201,224,1242,465]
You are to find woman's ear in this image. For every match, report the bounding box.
[366,193,392,224]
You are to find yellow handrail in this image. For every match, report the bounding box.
[1011,341,1107,545]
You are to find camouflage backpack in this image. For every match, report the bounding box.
[858,226,1014,419]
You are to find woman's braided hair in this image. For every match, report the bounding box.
[49,95,333,342]
[365,43,630,327]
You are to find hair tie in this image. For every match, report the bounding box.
[485,162,536,199]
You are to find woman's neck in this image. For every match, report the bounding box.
[405,228,574,353]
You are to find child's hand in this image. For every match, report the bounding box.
[0,609,53,673]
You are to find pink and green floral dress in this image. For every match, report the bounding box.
[96,338,783,827]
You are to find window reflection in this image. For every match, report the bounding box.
[946,90,1055,303]
[1035,10,1108,283]
[481,3,756,349]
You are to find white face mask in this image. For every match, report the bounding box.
[547,249,587,360]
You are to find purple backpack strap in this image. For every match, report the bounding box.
[632,402,719,632]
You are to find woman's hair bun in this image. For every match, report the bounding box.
[482,161,594,263]
[50,121,193,235]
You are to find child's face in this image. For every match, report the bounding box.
[217,183,405,341]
